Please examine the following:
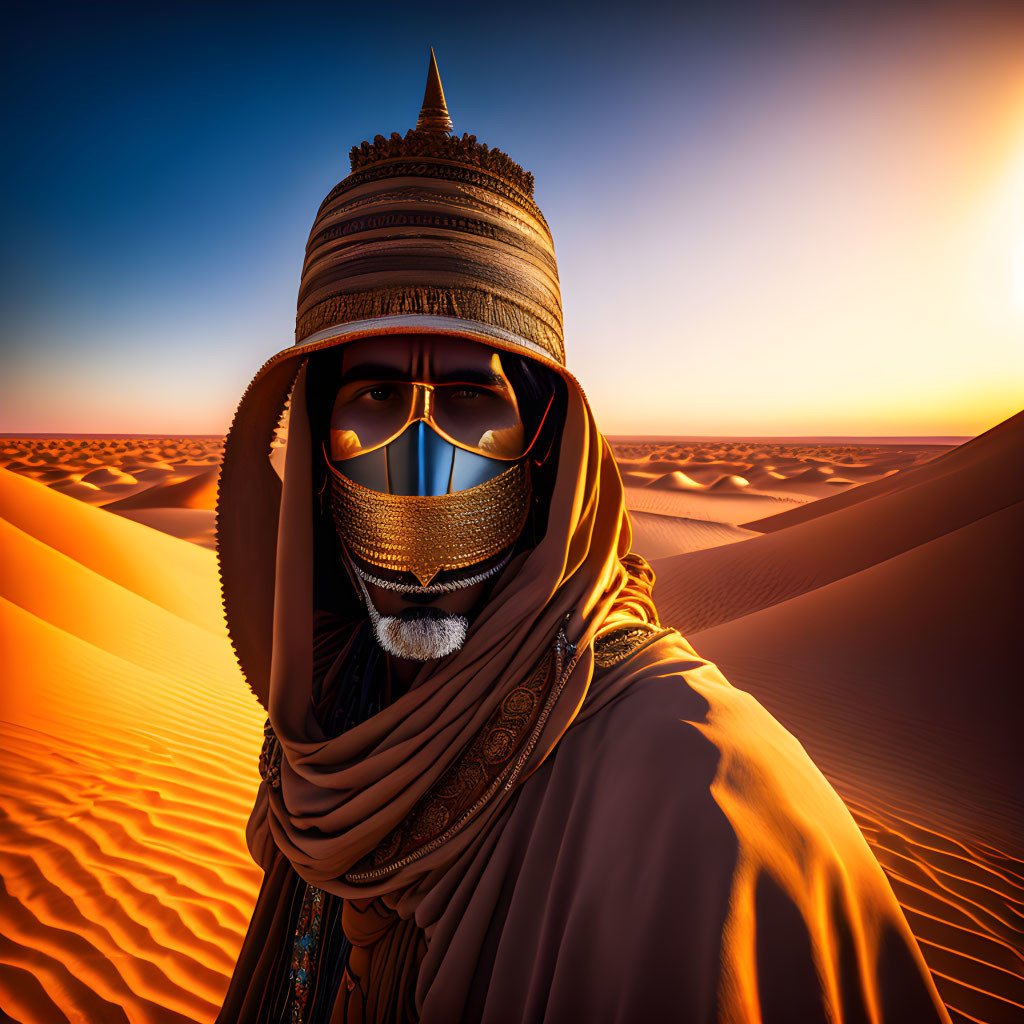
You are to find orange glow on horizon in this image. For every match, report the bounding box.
[2,19,1022,440]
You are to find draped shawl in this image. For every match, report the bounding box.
[219,362,949,1023]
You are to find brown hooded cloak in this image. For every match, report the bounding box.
[216,57,949,1024]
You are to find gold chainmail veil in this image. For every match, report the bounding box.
[325,459,533,586]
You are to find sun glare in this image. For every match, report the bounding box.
[1014,243,1024,313]
[1004,100,1024,314]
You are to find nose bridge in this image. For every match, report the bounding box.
[410,381,434,421]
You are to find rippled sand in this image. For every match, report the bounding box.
[1,422,1020,1023]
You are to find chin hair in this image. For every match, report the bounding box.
[373,613,469,661]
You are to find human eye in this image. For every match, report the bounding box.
[359,384,397,402]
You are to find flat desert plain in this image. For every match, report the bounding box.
[1,419,1021,1023]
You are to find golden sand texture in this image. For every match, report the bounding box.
[846,795,1024,1024]
[0,468,265,1024]
[2,426,1019,1023]
[0,438,223,549]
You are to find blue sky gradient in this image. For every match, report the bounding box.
[3,2,1023,434]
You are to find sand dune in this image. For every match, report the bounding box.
[81,466,138,489]
[101,468,220,549]
[627,510,754,561]
[689,500,1024,1021]
[647,470,707,490]
[610,438,943,502]
[691,500,1022,846]
[741,412,1023,534]
[624,484,803,527]
[1,424,1018,1022]
[707,473,751,492]
[650,414,1024,635]
[104,468,219,512]
[112,509,218,549]
[0,469,224,631]
[0,469,264,1024]
[0,438,222,510]
[845,796,1024,1024]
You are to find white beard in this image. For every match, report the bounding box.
[353,569,468,660]
[373,612,469,661]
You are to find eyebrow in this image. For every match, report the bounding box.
[339,363,506,387]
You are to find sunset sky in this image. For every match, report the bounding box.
[2,2,1023,437]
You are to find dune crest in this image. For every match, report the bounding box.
[651,412,1024,635]
[104,467,219,512]
[741,411,1023,533]
[649,470,706,491]
[102,469,221,549]
[0,470,224,631]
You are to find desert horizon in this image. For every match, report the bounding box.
[1,410,1021,1022]
[1,432,974,442]
[0,432,963,553]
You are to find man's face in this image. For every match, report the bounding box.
[329,334,524,662]
[330,334,525,467]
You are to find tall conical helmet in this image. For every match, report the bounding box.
[415,48,454,134]
[295,50,564,367]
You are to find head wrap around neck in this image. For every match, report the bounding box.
[249,363,658,898]
[230,359,659,1022]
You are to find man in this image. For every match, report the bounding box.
[216,53,949,1023]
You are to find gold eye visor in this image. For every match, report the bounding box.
[330,372,553,463]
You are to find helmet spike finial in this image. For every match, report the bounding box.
[416,47,454,134]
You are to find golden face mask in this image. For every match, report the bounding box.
[326,456,532,586]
